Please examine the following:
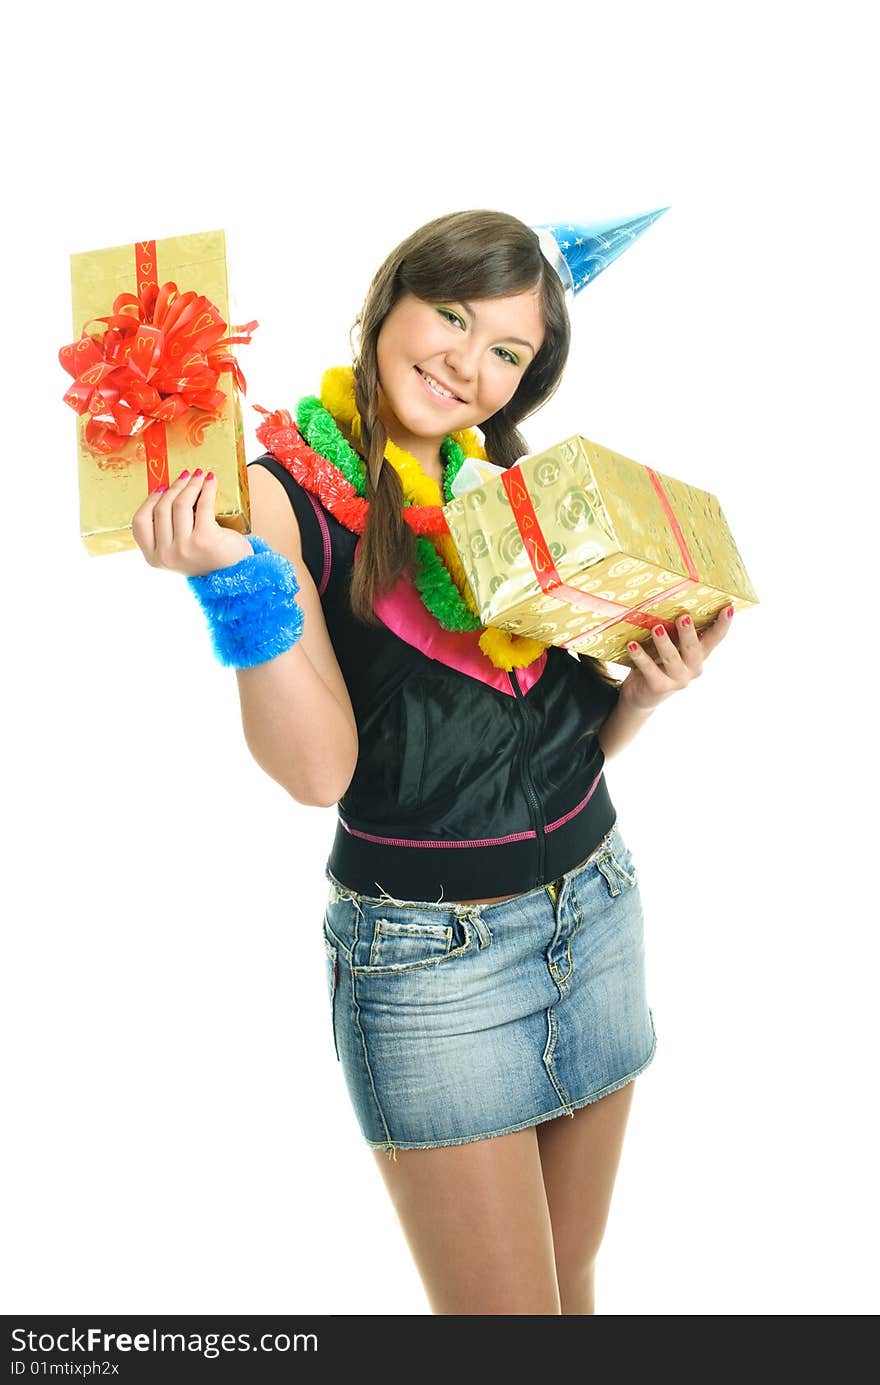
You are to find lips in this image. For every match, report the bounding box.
[415,365,466,402]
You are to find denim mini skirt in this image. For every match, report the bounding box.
[321,817,657,1156]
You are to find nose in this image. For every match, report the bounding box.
[443,345,478,390]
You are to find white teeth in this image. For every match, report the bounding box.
[419,368,457,399]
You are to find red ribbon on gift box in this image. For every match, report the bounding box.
[59,239,257,493]
[500,464,699,646]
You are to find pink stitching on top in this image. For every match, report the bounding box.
[338,772,604,848]
[543,771,603,834]
[340,821,537,848]
[306,492,332,595]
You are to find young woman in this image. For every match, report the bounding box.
[132,209,733,1315]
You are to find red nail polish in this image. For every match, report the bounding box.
[726,606,734,619]
[654,624,665,637]
[193,468,203,477]
[682,616,691,626]
[205,471,214,480]
[155,485,167,494]
[628,641,639,653]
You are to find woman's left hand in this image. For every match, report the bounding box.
[620,606,734,713]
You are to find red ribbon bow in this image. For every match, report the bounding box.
[60,261,257,460]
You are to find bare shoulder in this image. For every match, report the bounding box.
[246,461,305,565]
[246,463,357,737]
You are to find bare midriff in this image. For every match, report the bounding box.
[451,890,525,906]
[448,851,593,907]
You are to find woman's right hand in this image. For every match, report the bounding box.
[131,469,255,577]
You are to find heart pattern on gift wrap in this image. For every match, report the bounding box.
[533,543,552,574]
[187,311,214,337]
[140,261,153,275]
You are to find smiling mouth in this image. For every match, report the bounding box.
[414,365,466,402]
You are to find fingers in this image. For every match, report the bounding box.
[627,633,671,690]
[192,471,218,536]
[152,470,208,557]
[650,606,733,669]
[130,469,213,567]
[649,616,695,677]
[698,604,735,655]
[626,606,734,699]
[130,483,167,561]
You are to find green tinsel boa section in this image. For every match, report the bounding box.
[296,394,483,634]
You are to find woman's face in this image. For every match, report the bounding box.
[375,289,546,467]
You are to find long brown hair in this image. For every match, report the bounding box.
[347,208,622,692]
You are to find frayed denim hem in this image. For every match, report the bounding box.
[367,1011,657,1161]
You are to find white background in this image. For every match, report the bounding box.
[4,0,877,1317]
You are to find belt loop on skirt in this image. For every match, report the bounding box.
[467,909,493,949]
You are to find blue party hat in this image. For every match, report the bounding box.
[531,208,669,295]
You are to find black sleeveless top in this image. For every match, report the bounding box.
[248,452,622,901]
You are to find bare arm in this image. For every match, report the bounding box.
[597,687,657,760]
[598,607,735,759]
[235,465,358,807]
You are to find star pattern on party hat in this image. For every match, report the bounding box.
[531,208,669,295]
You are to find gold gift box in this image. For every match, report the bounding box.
[67,229,250,556]
[443,435,759,668]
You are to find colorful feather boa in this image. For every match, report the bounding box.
[253,366,547,671]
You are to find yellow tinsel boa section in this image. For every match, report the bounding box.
[319,366,546,671]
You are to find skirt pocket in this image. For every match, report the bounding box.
[354,911,474,975]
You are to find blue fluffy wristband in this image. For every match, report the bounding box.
[186,534,305,669]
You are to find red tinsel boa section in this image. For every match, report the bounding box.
[252,406,450,535]
[60,279,257,455]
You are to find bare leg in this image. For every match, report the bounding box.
[371,1125,561,1315]
[536,1081,637,1314]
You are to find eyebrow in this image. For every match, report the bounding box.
[459,300,537,355]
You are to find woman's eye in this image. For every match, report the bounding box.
[437,309,519,366]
